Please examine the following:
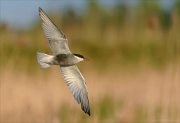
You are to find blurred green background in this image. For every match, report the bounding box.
[0,0,180,123]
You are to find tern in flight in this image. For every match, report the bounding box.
[37,7,90,116]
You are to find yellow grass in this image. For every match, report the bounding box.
[0,63,179,123]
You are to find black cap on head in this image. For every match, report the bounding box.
[74,54,84,59]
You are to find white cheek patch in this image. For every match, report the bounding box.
[75,56,83,61]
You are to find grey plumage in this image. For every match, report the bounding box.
[37,7,90,116]
[60,65,90,115]
[39,8,70,55]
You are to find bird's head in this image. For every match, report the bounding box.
[74,54,89,62]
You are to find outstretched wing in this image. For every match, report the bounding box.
[39,7,71,55]
[60,65,90,116]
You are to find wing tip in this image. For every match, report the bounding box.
[39,7,46,17]
[83,107,90,116]
[39,7,42,15]
[87,110,91,116]
[39,7,42,13]
[81,104,91,116]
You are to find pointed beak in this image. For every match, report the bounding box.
[84,57,90,61]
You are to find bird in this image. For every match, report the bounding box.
[37,7,90,116]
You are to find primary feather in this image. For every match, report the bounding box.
[39,7,71,55]
[60,65,90,115]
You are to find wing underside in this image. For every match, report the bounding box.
[60,65,90,115]
[39,7,71,55]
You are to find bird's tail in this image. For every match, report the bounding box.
[37,52,54,68]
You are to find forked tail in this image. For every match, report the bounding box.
[37,52,54,68]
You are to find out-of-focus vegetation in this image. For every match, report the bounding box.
[0,1,180,123]
[1,0,180,72]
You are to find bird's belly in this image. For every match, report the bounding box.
[53,58,74,66]
[54,54,77,66]
[59,60,75,66]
